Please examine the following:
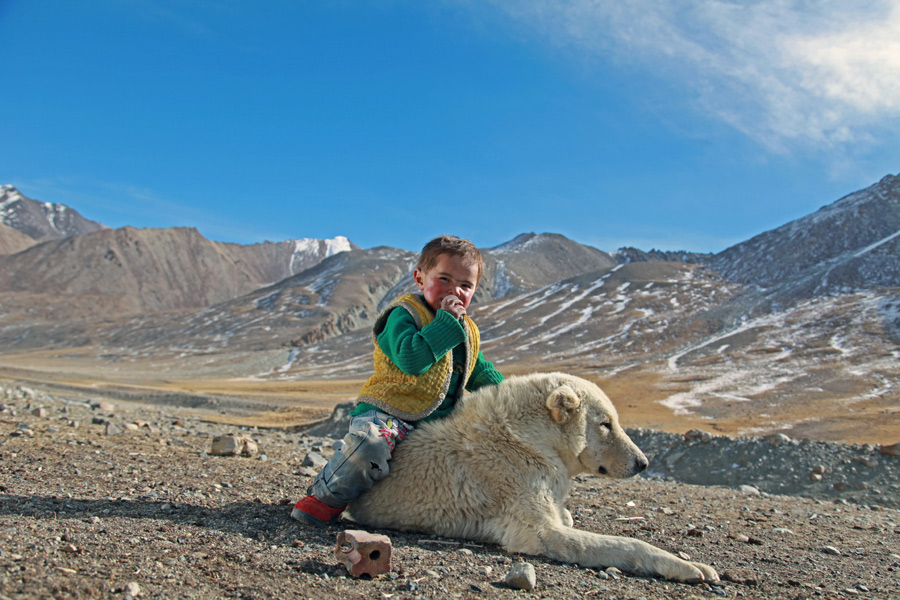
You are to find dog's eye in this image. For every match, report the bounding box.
[601,422,612,430]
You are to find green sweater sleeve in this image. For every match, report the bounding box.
[466,350,505,391]
[376,306,467,376]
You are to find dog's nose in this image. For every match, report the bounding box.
[635,456,649,473]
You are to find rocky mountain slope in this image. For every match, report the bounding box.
[479,232,617,300]
[0,176,897,443]
[0,225,355,323]
[0,221,34,255]
[0,185,105,241]
[712,173,900,294]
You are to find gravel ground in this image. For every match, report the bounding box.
[2,382,899,600]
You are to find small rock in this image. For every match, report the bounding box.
[820,545,841,556]
[722,569,758,585]
[505,562,536,591]
[210,434,258,457]
[765,433,792,446]
[31,407,48,418]
[773,528,794,535]
[810,473,823,482]
[301,451,328,469]
[738,485,761,495]
[811,465,827,474]
[105,423,123,436]
[95,401,116,412]
[878,442,900,456]
[684,429,714,442]
[124,581,141,598]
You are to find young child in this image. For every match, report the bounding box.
[291,235,504,526]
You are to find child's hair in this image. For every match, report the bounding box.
[417,235,485,282]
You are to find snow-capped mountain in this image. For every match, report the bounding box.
[221,236,359,286]
[0,185,105,241]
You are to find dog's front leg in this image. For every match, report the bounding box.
[500,510,717,584]
[538,526,718,582]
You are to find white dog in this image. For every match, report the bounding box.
[347,372,718,583]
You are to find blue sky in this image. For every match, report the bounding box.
[2,1,899,253]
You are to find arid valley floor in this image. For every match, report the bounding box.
[2,357,899,600]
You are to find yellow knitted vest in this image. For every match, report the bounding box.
[357,293,480,421]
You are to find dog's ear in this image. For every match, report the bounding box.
[546,385,582,424]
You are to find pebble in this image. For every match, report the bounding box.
[820,545,842,556]
[773,527,794,535]
[505,562,536,591]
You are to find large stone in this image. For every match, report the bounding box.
[335,530,392,578]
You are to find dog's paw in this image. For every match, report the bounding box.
[658,557,718,583]
[691,561,719,583]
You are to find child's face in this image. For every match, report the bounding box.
[413,253,480,313]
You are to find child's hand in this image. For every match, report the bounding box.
[440,294,466,319]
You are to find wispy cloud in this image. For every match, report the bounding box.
[472,0,900,153]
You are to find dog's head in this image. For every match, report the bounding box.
[543,374,649,479]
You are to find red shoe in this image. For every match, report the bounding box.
[291,495,346,527]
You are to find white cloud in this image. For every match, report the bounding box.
[472,0,900,152]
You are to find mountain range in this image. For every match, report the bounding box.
[1,175,898,442]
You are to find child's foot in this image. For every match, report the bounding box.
[291,495,346,527]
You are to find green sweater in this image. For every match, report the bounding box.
[351,297,504,422]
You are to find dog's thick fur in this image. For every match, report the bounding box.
[347,372,718,583]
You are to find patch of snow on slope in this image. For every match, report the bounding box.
[538,276,609,326]
[492,260,514,297]
[853,228,900,257]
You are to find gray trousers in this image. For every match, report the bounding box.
[310,410,413,507]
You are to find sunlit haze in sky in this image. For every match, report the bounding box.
[2,1,899,253]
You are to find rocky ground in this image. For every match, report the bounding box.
[2,382,899,600]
